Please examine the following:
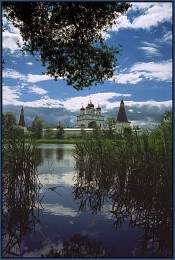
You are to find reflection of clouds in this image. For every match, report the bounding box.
[81,230,99,238]
[102,204,114,220]
[61,172,75,186]
[43,203,78,217]
[23,239,63,257]
[39,171,75,187]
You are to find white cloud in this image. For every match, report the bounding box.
[2,84,172,113]
[102,32,111,40]
[28,86,48,95]
[63,92,131,112]
[112,72,142,84]
[26,74,53,83]
[22,96,63,108]
[124,99,172,108]
[2,89,131,110]
[162,31,172,45]
[3,85,21,105]
[26,62,33,66]
[111,2,172,32]
[3,68,26,81]
[3,68,53,83]
[112,60,172,84]
[138,41,161,57]
[2,18,23,54]
[130,60,172,82]
[131,2,156,10]
[138,46,160,57]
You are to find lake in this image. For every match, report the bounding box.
[3,143,171,257]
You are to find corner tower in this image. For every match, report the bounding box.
[19,106,25,127]
[115,100,131,133]
[117,100,129,122]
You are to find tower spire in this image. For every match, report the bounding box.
[19,106,25,126]
[117,100,128,122]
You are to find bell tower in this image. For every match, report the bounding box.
[18,106,25,127]
[117,100,129,122]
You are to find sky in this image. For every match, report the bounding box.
[2,1,173,129]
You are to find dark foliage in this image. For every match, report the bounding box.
[42,234,111,257]
[3,2,131,90]
[73,110,173,257]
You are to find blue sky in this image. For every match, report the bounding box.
[2,1,172,128]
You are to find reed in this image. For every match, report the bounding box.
[2,129,42,257]
[73,115,172,256]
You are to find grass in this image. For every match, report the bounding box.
[73,118,172,256]
[26,138,83,144]
[2,132,42,257]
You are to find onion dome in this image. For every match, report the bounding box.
[96,104,101,110]
[88,100,94,108]
[80,105,85,110]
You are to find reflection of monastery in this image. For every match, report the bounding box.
[19,100,131,138]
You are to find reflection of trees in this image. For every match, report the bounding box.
[35,147,43,166]
[44,148,55,158]
[55,148,64,161]
[35,147,64,168]
[73,129,172,257]
[41,148,64,161]
[42,234,111,257]
[2,136,43,257]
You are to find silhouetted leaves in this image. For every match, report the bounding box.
[3,2,131,90]
[42,234,111,257]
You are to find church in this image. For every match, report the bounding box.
[76,100,105,128]
[76,99,131,132]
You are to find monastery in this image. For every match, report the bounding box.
[19,100,131,138]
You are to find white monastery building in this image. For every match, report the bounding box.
[76,100,105,128]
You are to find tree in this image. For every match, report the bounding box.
[2,112,18,138]
[3,2,131,90]
[56,124,65,139]
[88,121,97,128]
[123,126,132,137]
[2,112,17,129]
[103,116,116,139]
[161,110,172,126]
[30,116,44,139]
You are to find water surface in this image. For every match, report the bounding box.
[3,143,171,257]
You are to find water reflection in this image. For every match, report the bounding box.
[42,234,111,257]
[3,142,172,257]
[2,141,42,257]
[35,145,75,193]
[35,145,64,167]
[73,161,172,257]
